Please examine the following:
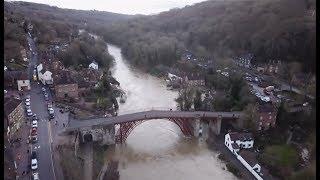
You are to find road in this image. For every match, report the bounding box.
[64,110,243,133]
[27,33,56,180]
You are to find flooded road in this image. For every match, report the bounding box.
[107,43,237,180]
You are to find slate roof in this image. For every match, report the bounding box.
[4,71,29,81]
[54,70,77,85]
[4,97,22,117]
[258,103,275,113]
[229,132,253,142]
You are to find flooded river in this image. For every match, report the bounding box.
[107,43,237,180]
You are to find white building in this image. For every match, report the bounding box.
[37,63,53,85]
[225,132,271,180]
[17,79,31,91]
[89,61,99,70]
[225,132,254,154]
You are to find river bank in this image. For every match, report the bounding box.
[206,131,256,180]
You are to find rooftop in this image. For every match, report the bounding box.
[258,103,276,113]
[54,70,77,85]
[4,97,22,117]
[228,132,253,142]
[4,71,29,81]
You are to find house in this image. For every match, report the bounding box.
[234,53,253,68]
[37,63,53,85]
[257,103,277,130]
[257,67,265,73]
[225,132,254,155]
[184,74,205,86]
[4,71,31,91]
[89,61,99,70]
[54,70,79,99]
[225,131,273,180]
[4,97,25,138]
[237,150,272,180]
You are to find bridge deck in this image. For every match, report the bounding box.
[62,110,243,133]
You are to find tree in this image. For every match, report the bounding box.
[241,104,258,131]
[283,62,302,91]
[276,101,289,130]
[175,87,195,111]
[193,90,202,111]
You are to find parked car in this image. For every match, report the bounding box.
[27,109,33,116]
[32,172,39,180]
[31,151,38,170]
[48,108,55,118]
[32,120,38,128]
[31,136,37,143]
[25,101,31,106]
[31,128,37,136]
[25,98,30,104]
[42,87,46,92]
[47,103,53,110]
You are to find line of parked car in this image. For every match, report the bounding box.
[24,96,39,180]
[42,87,55,119]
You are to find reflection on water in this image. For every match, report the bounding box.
[107,44,237,180]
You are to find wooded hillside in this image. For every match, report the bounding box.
[90,0,315,72]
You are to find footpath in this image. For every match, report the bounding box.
[10,122,32,180]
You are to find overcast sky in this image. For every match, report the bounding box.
[8,0,206,15]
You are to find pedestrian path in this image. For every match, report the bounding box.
[11,123,32,180]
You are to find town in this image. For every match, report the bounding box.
[4,1,316,180]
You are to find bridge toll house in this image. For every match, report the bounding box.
[61,110,243,145]
[79,125,115,145]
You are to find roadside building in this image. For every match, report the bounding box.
[225,132,254,155]
[54,70,79,100]
[4,71,31,91]
[234,53,253,68]
[257,103,277,131]
[184,73,205,86]
[37,63,53,85]
[4,97,25,139]
[89,61,99,70]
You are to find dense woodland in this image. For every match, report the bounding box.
[6,0,316,73]
[88,0,315,73]
[4,9,28,70]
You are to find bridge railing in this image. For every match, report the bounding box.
[118,106,177,115]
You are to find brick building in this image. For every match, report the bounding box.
[54,70,79,100]
[4,71,30,91]
[4,97,25,139]
[257,103,278,130]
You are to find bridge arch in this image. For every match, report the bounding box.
[83,133,93,142]
[115,117,194,144]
